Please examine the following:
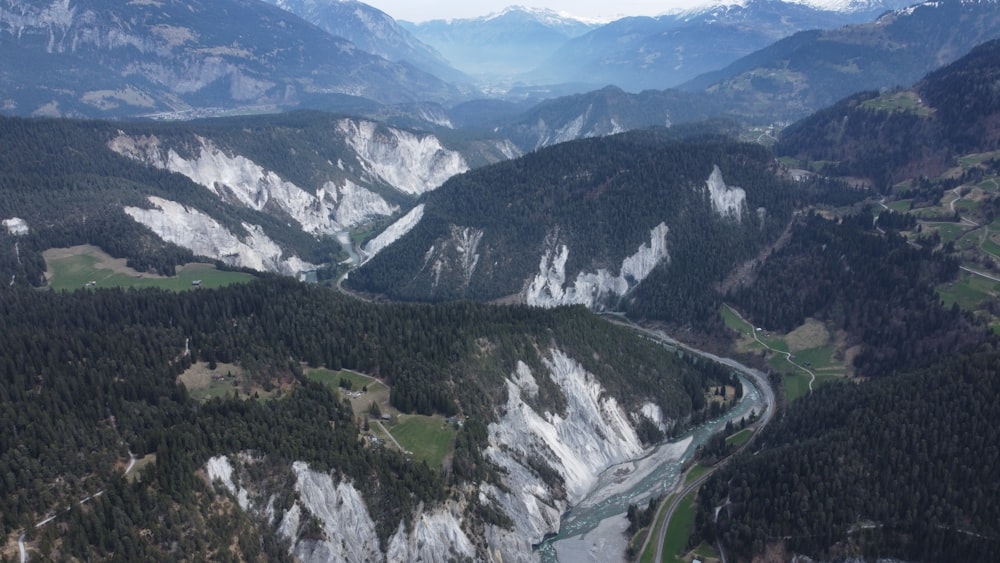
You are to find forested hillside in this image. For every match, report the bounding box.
[347,130,855,327]
[672,36,1000,562]
[696,348,1000,561]
[0,112,513,285]
[0,277,729,559]
[729,212,986,377]
[775,39,1000,188]
[693,172,1000,559]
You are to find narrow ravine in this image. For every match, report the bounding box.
[539,323,775,561]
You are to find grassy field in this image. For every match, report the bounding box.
[725,428,753,447]
[178,361,286,402]
[640,492,675,563]
[782,372,813,403]
[955,198,981,214]
[981,233,1000,258]
[938,272,999,311]
[888,199,913,212]
[927,222,969,244]
[306,368,389,417]
[977,177,1000,193]
[307,368,376,391]
[724,305,844,400]
[685,464,711,487]
[793,345,843,375]
[44,245,253,291]
[958,151,1000,168]
[387,414,457,468]
[956,230,982,252]
[689,542,721,562]
[720,304,766,353]
[178,362,247,401]
[662,490,698,563]
[861,91,931,116]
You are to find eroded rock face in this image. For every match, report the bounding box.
[336,119,468,196]
[205,347,669,562]
[483,349,667,546]
[109,132,398,236]
[124,196,314,275]
[107,119,472,276]
[705,165,746,221]
[525,223,670,309]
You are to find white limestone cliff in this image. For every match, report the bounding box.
[337,118,468,195]
[483,349,664,545]
[359,204,425,261]
[124,196,314,275]
[2,217,29,236]
[525,222,670,309]
[108,132,397,235]
[705,164,746,221]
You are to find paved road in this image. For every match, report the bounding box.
[609,318,776,562]
[652,468,717,563]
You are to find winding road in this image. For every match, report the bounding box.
[725,304,817,393]
[609,319,776,563]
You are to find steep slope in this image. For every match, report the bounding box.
[680,0,1000,121]
[0,0,461,119]
[695,213,999,561]
[345,131,798,327]
[775,38,1000,187]
[0,277,733,560]
[0,112,514,283]
[264,0,470,85]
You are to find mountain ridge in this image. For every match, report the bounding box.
[0,0,462,119]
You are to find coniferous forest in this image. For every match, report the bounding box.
[0,277,730,560]
[6,29,1000,563]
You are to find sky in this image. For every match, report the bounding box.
[363,1,723,23]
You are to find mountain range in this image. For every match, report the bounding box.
[775,37,1000,186]
[5,1,1000,562]
[0,0,459,118]
[262,0,472,85]
[680,0,1000,120]
[523,0,913,93]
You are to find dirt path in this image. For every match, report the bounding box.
[719,216,796,295]
[375,420,405,453]
[726,304,818,392]
[960,265,1000,283]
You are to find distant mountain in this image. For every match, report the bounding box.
[0,0,462,119]
[776,38,1000,187]
[680,0,1000,121]
[529,0,912,92]
[488,85,725,151]
[400,6,598,78]
[263,0,471,85]
[344,131,810,326]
